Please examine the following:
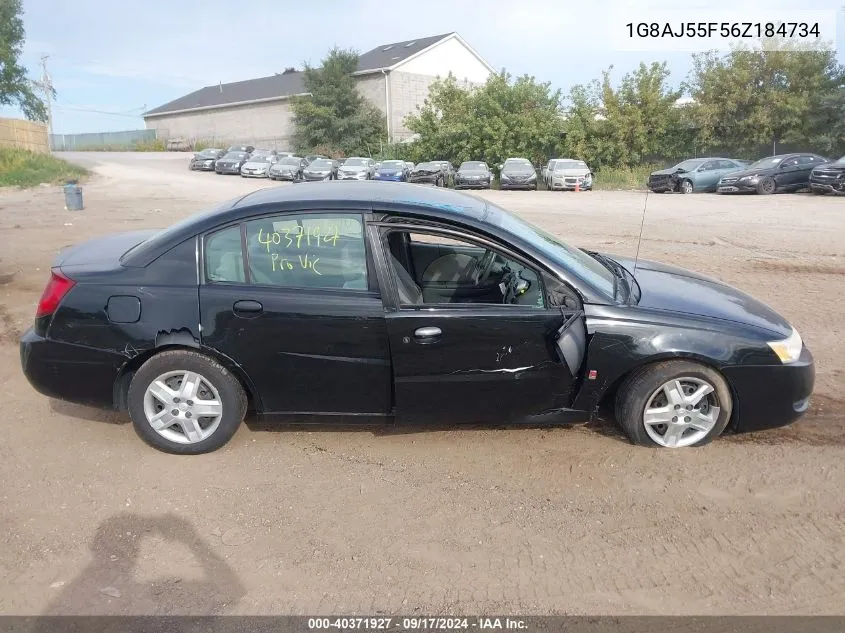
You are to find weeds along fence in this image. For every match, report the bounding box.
[0,118,49,153]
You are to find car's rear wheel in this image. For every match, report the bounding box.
[128,350,247,454]
[615,361,732,448]
[679,179,694,194]
[756,177,776,195]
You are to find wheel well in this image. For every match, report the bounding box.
[113,345,259,414]
[598,357,740,429]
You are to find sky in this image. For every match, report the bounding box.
[2,0,843,134]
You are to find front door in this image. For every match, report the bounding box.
[198,212,392,417]
[371,223,586,424]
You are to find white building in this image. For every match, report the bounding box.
[143,32,494,148]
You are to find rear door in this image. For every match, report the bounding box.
[198,211,392,417]
[370,220,587,425]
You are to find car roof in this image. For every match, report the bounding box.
[124,182,492,267]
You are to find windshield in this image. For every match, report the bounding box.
[460,162,487,171]
[248,156,270,163]
[748,156,786,169]
[555,160,587,170]
[834,155,845,165]
[504,159,533,170]
[222,152,246,160]
[415,162,437,170]
[198,149,222,157]
[279,157,301,166]
[486,204,616,298]
[380,160,405,169]
[309,159,333,169]
[673,159,705,172]
[343,158,367,167]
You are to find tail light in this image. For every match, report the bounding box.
[36,270,75,318]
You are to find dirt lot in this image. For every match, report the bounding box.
[0,152,844,616]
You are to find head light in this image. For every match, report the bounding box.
[767,327,803,364]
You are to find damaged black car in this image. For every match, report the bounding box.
[20,182,813,454]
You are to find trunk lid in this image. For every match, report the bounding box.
[54,229,158,270]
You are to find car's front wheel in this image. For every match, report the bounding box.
[615,361,732,448]
[756,177,776,195]
[679,179,694,194]
[128,350,247,454]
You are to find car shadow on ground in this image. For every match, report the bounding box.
[50,399,128,425]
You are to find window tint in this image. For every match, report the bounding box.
[798,155,819,165]
[245,214,367,290]
[718,160,737,169]
[781,158,800,167]
[700,161,717,171]
[205,226,244,283]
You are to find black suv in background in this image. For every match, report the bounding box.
[809,155,845,195]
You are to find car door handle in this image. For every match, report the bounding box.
[233,300,263,316]
[414,326,442,343]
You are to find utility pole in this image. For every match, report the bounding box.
[38,55,54,137]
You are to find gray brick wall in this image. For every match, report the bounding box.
[355,74,387,114]
[145,99,296,149]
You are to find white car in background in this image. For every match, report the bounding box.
[549,159,594,191]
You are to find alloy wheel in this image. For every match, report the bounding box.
[680,180,693,194]
[642,377,720,448]
[143,370,223,444]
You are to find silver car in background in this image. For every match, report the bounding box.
[337,157,375,180]
[549,158,594,191]
[240,154,276,178]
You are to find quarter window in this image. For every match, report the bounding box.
[244,213,367,290]
[205,225,244,283]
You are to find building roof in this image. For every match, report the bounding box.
[144,33,456,118]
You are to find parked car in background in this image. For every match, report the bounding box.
[437,161,456,186]
[543,159,559,188]
[499,158,538,190]
[374,160,409,182]
[20,182,814,454]
[548,159,594,191]
[454,161,493,189]
[409,161,449,187]
[240,154,276,178]
[717,153,829,194]
[301,158,339,182]
[337,157,376,180]
[809,155,845,195]
[269,156,306,181]
[249,148,277,160]
[304,154,328,166]
[189,148,225,171]
[214,151,250,175]
[226,144,255,155]
[648,158,750,194]
[404,161,415,173]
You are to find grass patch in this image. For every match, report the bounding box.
[592,164,659,191]
[0,147,88,187]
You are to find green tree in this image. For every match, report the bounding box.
[685,40,844,155]
[0,0,48,121]
[405,72,562,167]
[561,63,682,167]
[291,48,385,156]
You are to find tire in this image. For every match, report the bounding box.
[127,350,247,455]
[679,179,694,194]
[756,177,776,195]
[614,360,732,448]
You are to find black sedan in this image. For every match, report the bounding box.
[408,161,448,186]
[809,155,845,195]
[189,148,226,171]
[454,161,493,189]
[214,151,249,175]
[20,182,813,454]
[300,158,338,182]
[717,153,829,194]
[499,158,538,190]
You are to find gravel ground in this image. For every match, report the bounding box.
[0,152,843,616]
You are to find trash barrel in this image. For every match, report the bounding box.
[64,181,84,211]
